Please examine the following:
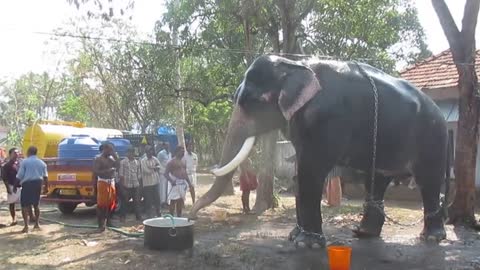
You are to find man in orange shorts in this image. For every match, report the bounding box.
[93,143,119,232]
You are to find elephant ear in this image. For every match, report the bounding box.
[278,66,322,121]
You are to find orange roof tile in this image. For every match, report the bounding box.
[399,49,480,90]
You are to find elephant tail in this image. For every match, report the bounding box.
[442,129,454,220]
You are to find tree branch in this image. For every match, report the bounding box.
[295,0,315,25]
[431,0,462,52]
[461,0,480,54]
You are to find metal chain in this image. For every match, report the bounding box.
[354,62,378,201]
[295,223,325,238]
[367,72,379,201]
[355,62,441,227]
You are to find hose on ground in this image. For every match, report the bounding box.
[0,207,144,238]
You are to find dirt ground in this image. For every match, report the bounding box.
[1,174,480,270]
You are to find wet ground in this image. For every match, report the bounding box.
[1,174,480,270]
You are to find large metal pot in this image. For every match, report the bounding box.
[143,215,194,251]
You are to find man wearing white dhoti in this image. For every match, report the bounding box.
[167,174,189,204]
[165,146,195,217]
[182,142,198,187]
[157,142,171,206]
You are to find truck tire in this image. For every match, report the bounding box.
[58,202,77,214]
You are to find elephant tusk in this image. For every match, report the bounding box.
[211,136,256,177]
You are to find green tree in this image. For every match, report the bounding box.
[57,18,180,131]
[0,72,66,146]
[304,0,431,72]
[57,93,89,122]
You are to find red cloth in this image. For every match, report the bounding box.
[97,180,117,212]
[239,169,258,191]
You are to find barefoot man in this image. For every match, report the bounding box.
[93,143,119,232]
[15,146,48,233]
[165,146,195,217]
[2,148,21,226]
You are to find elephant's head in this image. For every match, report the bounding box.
[189,55,321,217]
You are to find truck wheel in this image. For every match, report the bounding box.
[58,202,77,214]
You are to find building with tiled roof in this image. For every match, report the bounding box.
[400,49,480,187]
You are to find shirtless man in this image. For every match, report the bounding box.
[93,143,119,232]
[165,146,195,217]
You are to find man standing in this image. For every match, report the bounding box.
[238,158,257,214]
[118,148,141,221]
[93,143,119,232]
[157,142,171,206]
[141,146,162,217]
[165,146,195,217]
[16,146,48,233]
[324,166,342,207]
[182,142,198,188]
[2,148,21,225]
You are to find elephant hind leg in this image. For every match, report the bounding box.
[414,165,446,242]
[353,175,393,238]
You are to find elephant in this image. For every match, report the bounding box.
[189,55,450,248]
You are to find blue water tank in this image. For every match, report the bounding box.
[58,135,100,166]
[104,138,131,158]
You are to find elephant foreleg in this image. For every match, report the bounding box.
[292,153,331,248]
[353,175,392,238]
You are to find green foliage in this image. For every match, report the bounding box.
[0,72,65,146]
[58,94,89,122]
[304,0,431,72]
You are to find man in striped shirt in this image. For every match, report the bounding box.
[141,146,162,217]
[119,148,141,221]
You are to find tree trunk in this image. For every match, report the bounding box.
[277,0,297,54]
[432,0,480,226]
[251,0,309,213]
[448,62,479,225]
[253,130,278,212]
[172,19,186,149]
[223,173,235,195]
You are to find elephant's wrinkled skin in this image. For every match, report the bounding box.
[189,55,449,248]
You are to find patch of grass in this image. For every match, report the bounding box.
[198,250,222,267]
[238,248,257,264]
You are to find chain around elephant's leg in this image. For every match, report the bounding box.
[292,172,326,249]
[353,200,386,237]
[288,224,302,241]
[418,177,446,242]
[353,175,392,238]
[293,228,326,249]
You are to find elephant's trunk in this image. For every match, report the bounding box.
[189,106,255,218]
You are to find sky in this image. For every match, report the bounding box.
[0,0,476,79]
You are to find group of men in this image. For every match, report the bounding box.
[93,141,198,231]
[1,146,48,233]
